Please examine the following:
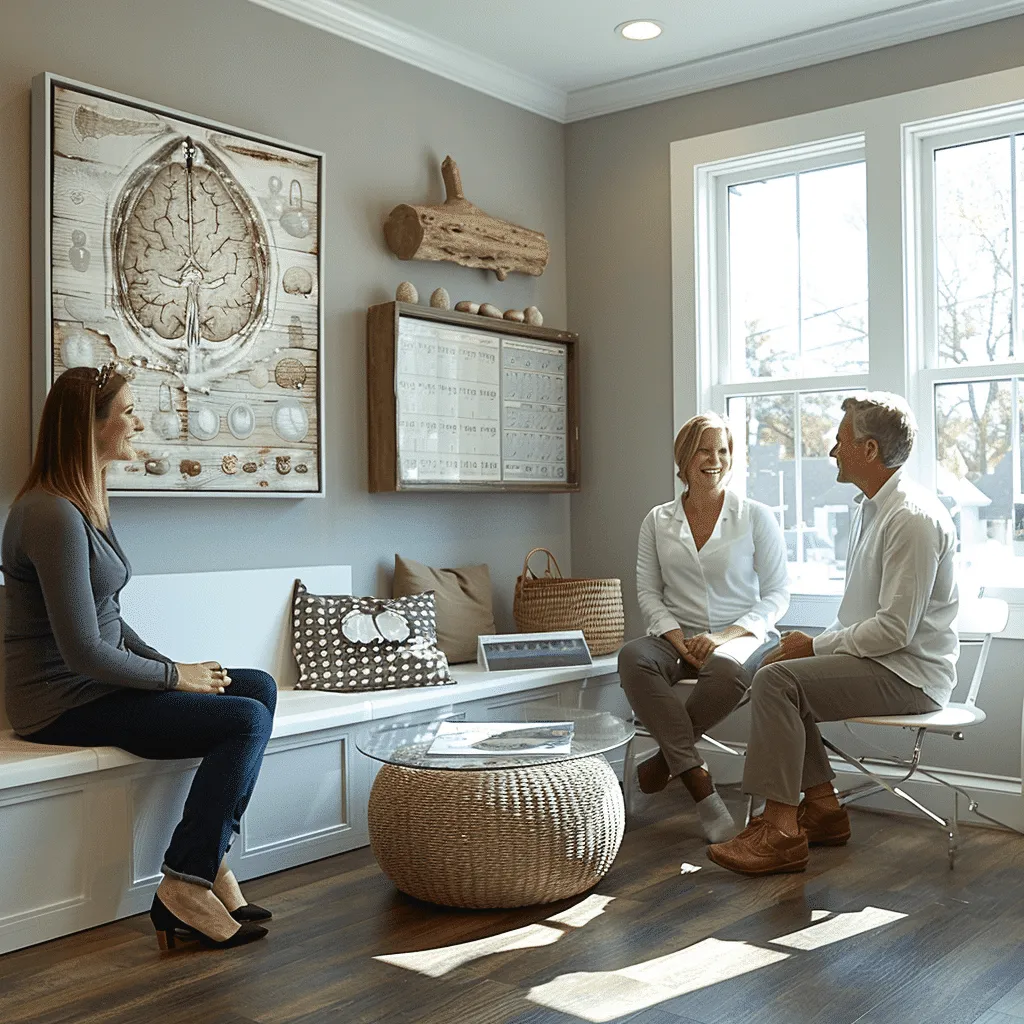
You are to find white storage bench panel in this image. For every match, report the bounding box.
[0,565,625,954]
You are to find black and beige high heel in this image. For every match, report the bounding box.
[150,894,267,950]
[214,859,273,922]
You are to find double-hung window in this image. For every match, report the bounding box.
[912,113,1024,591]
[697,139,868,594]
[680,79,1024,599]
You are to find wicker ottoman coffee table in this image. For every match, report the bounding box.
[357,707,633,909]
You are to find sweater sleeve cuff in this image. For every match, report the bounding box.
[165,663,179,690]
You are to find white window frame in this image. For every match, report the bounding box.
[906,106,1024,506]
[700,137,870,411]
[701,141,870,572]
[672,65,1024,599]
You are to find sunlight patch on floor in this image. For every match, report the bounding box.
[526,906,908,1022]
[373,894,614,978]
[527,938,790,1022]
[772,907,907,951]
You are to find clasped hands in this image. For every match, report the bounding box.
[665,629,727,670]
[173,661,232,693]
[665,627,815,670]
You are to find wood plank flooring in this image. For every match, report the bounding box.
[1,785,1023,1024]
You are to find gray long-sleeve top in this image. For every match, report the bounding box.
[2,490,178,736]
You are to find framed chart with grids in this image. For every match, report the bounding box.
[367,302,579,492]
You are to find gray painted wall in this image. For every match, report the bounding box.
[0,0,569,634]
[565,17,1024,780]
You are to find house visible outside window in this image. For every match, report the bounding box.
[921,129,1024,590]
[677,82,1024,598]
[698,142,869,594]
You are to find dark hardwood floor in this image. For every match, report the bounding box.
[2,785,1023,1024]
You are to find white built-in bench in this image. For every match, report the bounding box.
[0,565,625,954]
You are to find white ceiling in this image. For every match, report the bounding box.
[250,0,1024,121]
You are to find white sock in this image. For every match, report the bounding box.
[696,791,737,844]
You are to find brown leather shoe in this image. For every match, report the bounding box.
[636,750,671,794]
[798,800,851,846]
[707,819,809,876]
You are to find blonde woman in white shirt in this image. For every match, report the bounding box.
[619,413,789,842]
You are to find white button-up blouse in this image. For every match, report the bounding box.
[636,491,790,642]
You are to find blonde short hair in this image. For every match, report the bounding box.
[674,413,733,491]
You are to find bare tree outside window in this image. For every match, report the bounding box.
[933,137,1024,570]
[725,162,866,590]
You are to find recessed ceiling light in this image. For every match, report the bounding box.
[616,20,663,41]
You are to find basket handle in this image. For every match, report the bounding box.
[521,547,563,581]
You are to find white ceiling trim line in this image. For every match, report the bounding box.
[247,0,569,121]
[565,0,1024,122]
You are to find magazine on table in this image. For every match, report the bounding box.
[427,720,575,756]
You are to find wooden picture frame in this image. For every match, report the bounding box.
[32,72,325,497]
[367,302,580,492]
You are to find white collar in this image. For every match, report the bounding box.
[861,469,903,509]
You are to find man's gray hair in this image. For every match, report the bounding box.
[841,392,917,468]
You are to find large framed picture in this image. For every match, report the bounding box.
[31,73,325,496]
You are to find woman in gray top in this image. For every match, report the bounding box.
[2,365,273,951]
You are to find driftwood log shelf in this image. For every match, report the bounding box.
[383,157,550,281]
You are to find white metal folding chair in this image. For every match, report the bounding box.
[822,596,1010,868]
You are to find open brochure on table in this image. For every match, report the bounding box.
[427,721,575,756]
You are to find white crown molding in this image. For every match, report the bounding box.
[246,0,568,122]
[565,0,1024,122]
[248,0,1024,125]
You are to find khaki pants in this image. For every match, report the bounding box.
[743,654,941,806]
[618,634,775,777]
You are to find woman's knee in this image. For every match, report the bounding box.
[700,654,751,696]
[618,636,670,683]
[229,696,274,741]
[230,668,278,714]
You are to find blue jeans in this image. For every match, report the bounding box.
[25,669,276,887]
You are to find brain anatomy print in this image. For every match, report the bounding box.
[33,74,324,495]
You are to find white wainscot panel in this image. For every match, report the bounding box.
[130,766,197,885]
[0,787,86,924]
[242,734,350,854]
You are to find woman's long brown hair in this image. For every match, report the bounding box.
[15,365,128,529]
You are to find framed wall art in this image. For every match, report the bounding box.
[367,302,580,493]
[31,73,325,496]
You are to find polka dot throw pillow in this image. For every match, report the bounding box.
[291,582,453,692]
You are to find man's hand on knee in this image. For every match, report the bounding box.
[763,631,815,664]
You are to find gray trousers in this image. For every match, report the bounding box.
[618,634,775,777]
[743,654,941,806]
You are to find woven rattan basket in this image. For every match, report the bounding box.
[513,548,624,656]
[368,756,625,908]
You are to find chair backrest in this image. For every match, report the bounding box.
[958,596,1009,708]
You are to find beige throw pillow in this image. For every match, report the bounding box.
[392,555,496,664]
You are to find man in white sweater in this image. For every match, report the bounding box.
[708,393,959,876]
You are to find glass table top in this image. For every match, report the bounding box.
[355,704,635,770]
